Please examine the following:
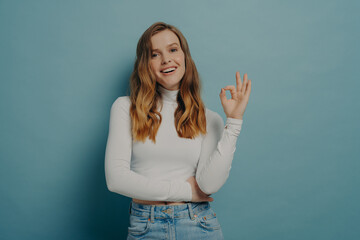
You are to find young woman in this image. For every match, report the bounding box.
[105,22,251,239]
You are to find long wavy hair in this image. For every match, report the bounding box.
[129,22,207,143]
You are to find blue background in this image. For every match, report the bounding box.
[1,0,359,239]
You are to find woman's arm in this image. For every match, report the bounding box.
[195,71,251,195]
[104,97,192,202]
[195,111,242,195]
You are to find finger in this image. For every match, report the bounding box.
[223,85,237,100]
[236,71,242,92]
[219,88,227,104]
[242,73,248,94]
[245,79,251,98]
[206,197,214,202]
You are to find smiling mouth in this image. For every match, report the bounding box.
[161,68,177,75]
[161,67,177,73]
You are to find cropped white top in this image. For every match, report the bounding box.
[104,85,243,202]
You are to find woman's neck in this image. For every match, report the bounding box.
[158,84,179,103]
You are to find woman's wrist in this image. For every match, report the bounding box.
[226,115,243,120]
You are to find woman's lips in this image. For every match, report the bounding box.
[161,68,176,75]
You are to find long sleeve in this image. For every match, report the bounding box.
[104,97,192,202]
[195,110,243,195]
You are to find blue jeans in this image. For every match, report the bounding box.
[127,201,224,239]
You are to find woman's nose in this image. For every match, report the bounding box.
[162,54,171,64]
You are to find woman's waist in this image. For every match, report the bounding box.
[129,200,211,218]
[132,198,187,206]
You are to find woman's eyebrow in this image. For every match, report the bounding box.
[152,43,179,51]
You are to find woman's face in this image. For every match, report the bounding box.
[149,29,185,91]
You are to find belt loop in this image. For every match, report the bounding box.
[150,205,155,223]
[187,203,195,220]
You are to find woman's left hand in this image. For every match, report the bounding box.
[219,72,252,120]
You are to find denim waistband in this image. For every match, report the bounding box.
[129,201,211,223]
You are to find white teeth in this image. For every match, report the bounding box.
[161,67,176,73]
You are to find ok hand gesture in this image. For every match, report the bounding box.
[219,72,252,120]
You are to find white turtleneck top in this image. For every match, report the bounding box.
[104,85,243,202]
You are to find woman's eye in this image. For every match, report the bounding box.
[171,48,177,52]
[151,53,158,58]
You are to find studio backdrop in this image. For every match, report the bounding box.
[0,0,359,239]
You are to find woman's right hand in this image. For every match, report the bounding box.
[186,176,214,202]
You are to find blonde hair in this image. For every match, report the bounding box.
[129,22,207,143]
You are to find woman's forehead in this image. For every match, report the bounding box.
[151,30,180,50]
